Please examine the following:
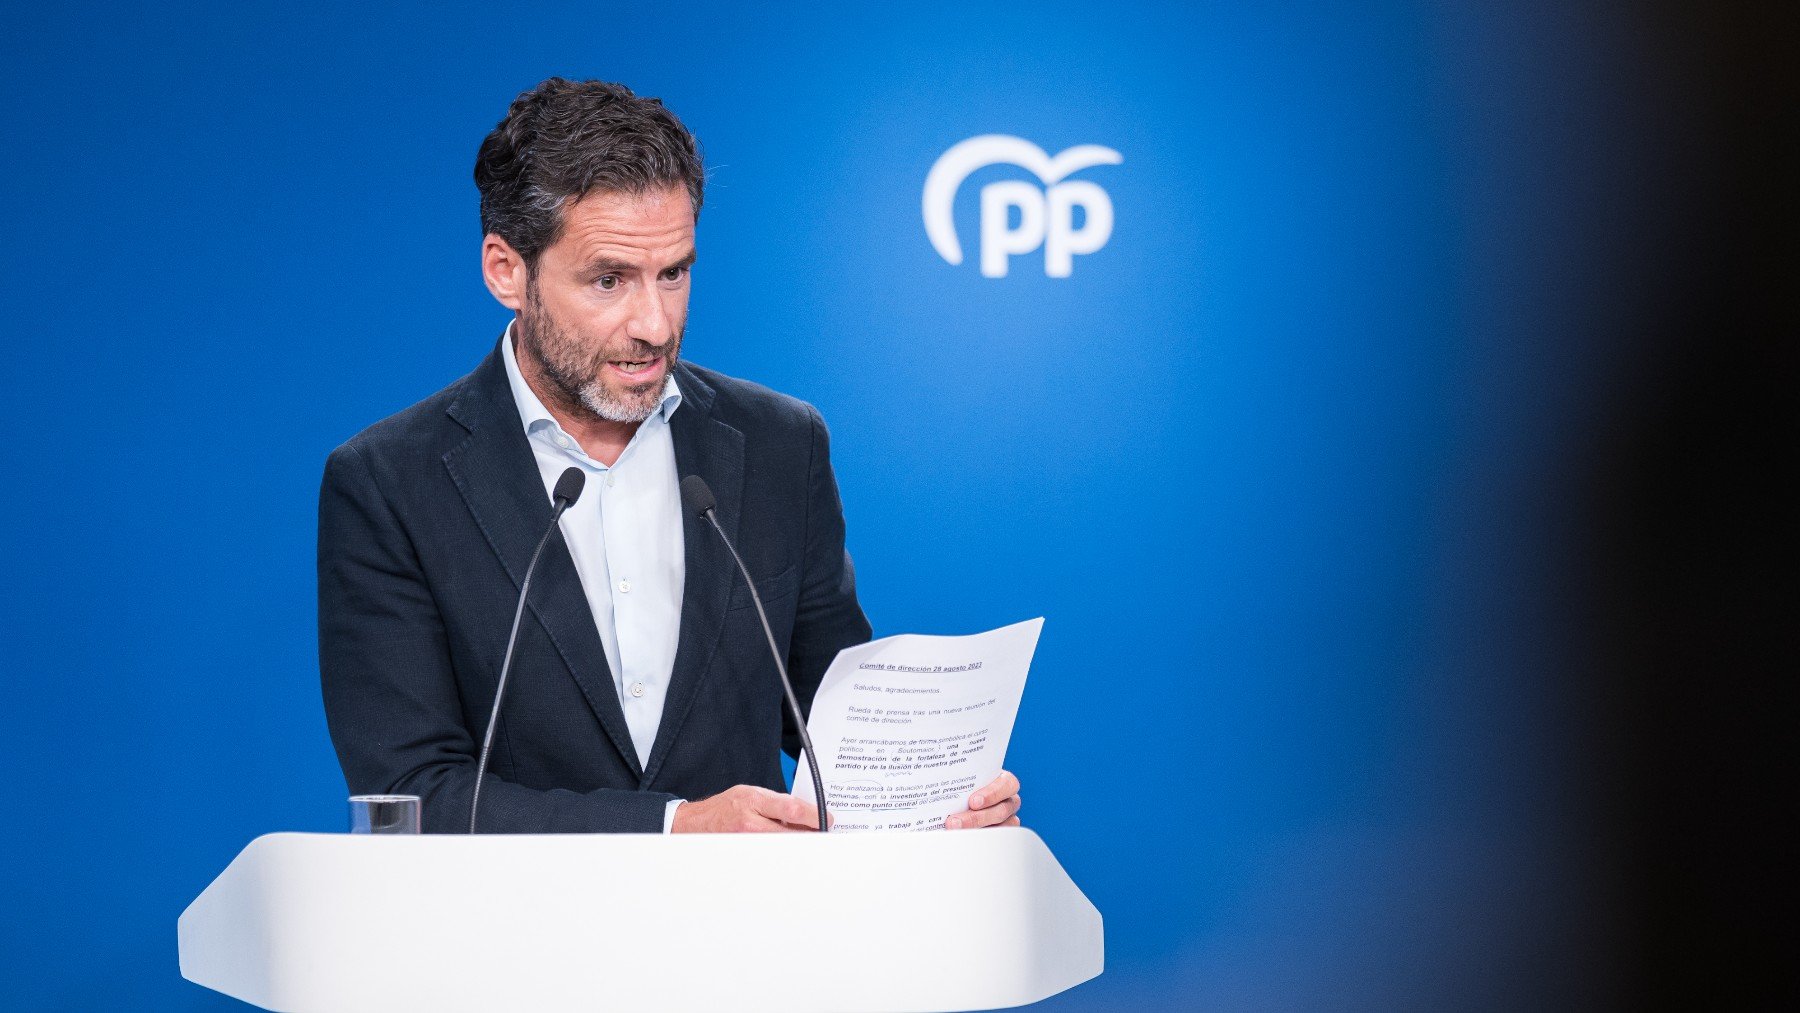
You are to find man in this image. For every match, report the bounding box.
[319,78,1023,834]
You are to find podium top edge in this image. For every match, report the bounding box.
[244,825,1047,847]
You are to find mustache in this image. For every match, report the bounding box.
[590,339,673,362]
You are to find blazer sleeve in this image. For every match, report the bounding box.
[317,440,675,833]
[781,405,875,758]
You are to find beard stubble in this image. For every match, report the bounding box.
[518,275,682,425]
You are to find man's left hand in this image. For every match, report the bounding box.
[944,769,1021,830]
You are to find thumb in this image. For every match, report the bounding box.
[770,792,822,829]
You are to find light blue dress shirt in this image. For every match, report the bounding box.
[501,324,686,832]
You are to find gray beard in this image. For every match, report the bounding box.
[578,379,660,424]
[519,278,678,426]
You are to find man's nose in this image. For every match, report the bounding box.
[625,282,670,343]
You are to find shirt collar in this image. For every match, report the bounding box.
[500,320,682,438]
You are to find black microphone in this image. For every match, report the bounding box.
[680,475,830,833]
[469,467,586,833]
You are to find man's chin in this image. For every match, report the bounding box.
[579,381,662,425]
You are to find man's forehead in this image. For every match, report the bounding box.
[545,190,694,273]
[561,187,692,239]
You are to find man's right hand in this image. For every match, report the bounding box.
[671,785,827,833]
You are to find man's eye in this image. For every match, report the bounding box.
[660,266,687,282]
[596,275,620,291]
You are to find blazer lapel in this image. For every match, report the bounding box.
[642,364,744,784]
[441,344,644,778]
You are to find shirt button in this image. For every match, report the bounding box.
[617,579,631,594]
[630,682,646,698]
[606,474,615,488]
[554,435,569,448]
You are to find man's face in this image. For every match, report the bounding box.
[515,186,696,424]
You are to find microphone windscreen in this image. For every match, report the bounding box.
[679,475,715,517]
[552,467,586,507]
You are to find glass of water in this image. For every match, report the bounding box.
[349,794,421,834]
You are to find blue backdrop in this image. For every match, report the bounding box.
[3,2,1665,1008]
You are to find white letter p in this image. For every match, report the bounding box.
[1045,181,1114,279]
[979,181,1047,278]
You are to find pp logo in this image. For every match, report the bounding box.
[922,135,1122,278]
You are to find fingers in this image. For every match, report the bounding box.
[736,787,814,832]
[945,793,1021,830]
[980,794,1020,827]
[766,790,823,830]
[676,785,833,833]
[968,770,1021,810]
[948,770,1025,830]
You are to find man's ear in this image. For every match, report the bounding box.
[481,234,529,311]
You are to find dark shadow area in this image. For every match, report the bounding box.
[1579,1,1794,1006]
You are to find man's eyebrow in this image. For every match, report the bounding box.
[579,249,697,276]
[581,258,636,276]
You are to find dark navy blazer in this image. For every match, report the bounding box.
[318,342,872,833]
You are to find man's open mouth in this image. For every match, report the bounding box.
[607,358,663,379]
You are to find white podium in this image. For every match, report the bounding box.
[178,828,1102,1011]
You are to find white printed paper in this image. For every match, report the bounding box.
[793,618,1042,832]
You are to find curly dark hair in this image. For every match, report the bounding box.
[474,77,704,268]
